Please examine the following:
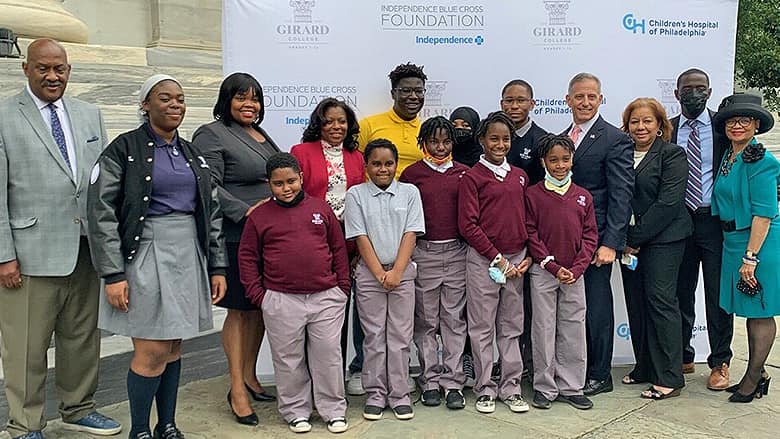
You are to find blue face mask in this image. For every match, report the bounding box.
[544,169,573,187]
[488,266,507,284]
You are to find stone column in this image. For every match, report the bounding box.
[148,0,221,51]
[0,0,88,43]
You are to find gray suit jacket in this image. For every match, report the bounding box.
[0,89,107,276]
[192,120,280,242]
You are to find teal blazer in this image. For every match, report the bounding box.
[712,146,780,229]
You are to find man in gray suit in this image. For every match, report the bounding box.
[0,39,121,439]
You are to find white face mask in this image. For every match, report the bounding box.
[544,168,573,187]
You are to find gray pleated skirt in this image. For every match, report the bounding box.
[98,213,213,340]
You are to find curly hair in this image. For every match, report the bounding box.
[417,116,455,150]
[537,133,575,159]
[388,63,427,88]
[475,111,516,140]
[621,97,673,142]
[266,152,301,176]
[301,98,360,151]
[363,138,398,163]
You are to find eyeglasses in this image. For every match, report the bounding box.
[424,139,453,147]
[501,97,532,106]
[394,87,426,97]
[725,117,755,128]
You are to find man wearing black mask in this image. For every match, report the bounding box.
[449,106,482,167]
[670,68,733,391]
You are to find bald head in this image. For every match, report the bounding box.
[23,39,71,103]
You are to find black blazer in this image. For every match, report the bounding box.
[563,116,635,251]
[507,121,549,185]
[627,138,693,248]
[670,109,728,178]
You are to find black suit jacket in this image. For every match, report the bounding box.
[670,109,728,180]
[627,138,693,248]
[563,116,634,251]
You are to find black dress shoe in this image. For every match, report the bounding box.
[245,383,276,402]
[227,391,259,425]
[153,423,185,439]
[583,378,613,396]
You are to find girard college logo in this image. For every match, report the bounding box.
[277,0,330,49]
[419,80,453,119]
[532,0,583,51]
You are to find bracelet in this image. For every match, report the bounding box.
[540,255,555,269]
[742,257,758,266]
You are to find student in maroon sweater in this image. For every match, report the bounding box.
[238,153,350,434]
[525,134,598,411]
[458,111,532,415]
[400,116,469,410]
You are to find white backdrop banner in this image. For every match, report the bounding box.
[223,0,738,373]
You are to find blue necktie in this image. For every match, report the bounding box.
[684,119,703,210]
[48,103,71,171]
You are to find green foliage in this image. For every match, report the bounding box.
[735,0,780,110]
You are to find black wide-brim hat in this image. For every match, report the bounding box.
[712,92,775,135]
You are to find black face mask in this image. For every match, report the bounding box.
[453,128,473,143]
[273,190,305,208]
[679,89,709,118]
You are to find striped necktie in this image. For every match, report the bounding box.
[48,103,72,171]
[684,119,703,210]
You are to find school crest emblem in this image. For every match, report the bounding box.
[576,195,587,206]
[311,213,324,225]
[518,148,532,160]
[518,175,526,186]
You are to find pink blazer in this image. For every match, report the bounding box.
[290,141,365,200]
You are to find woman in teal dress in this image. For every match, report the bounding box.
[711,93,778,403]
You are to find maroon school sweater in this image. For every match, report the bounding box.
[238,194,351,306]
[399,160,469,241]
[458,162,529,260]
[525,182,598,279]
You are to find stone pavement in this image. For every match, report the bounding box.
[2,317,774,439]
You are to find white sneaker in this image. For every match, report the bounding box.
[475,395,495,413]
[502,394,530,413]
[327,417,348,434]
[346,373,365,396]
[288,418,312,433]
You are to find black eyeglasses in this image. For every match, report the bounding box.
[394,87,426,97]
[725,117,755,128]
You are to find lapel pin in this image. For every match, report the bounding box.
[589,134,596,139]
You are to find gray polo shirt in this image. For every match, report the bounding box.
[345,179,425,265]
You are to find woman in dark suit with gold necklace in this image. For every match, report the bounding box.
[192,73,280,425]
[619,98,692,400]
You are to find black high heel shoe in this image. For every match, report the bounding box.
[245,383,276,402]
[227,391,259,425]
[728,377,769,403]
[726,370,770,393]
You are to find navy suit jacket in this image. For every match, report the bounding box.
[562,116,634,251]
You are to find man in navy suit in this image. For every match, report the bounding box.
[563,73,634,396]
[670,68,733,390]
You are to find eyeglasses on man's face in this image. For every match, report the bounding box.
[394,87,426,97]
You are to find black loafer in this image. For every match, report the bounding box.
[245,383,276,402]
[153,423,185,439]
[227,391,259,426]
[583,378,613,396]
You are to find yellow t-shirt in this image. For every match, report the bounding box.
[358,108,423,179]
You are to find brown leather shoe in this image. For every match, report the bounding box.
[682,363,695,374]
[707,363,729,390]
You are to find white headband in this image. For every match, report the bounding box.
[137,74,181,122]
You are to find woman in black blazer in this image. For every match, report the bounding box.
[619,98,693,400]
[192,73,280,425]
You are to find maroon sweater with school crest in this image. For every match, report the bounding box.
[238,194,351,306]
[399,160,469,241]
[458,162,529,260]
[525,182,598,279]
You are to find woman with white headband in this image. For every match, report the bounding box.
[87,74,228,439]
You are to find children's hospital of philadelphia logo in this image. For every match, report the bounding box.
[277,1,330,49]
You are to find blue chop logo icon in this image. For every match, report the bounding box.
[622,13,646,34]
